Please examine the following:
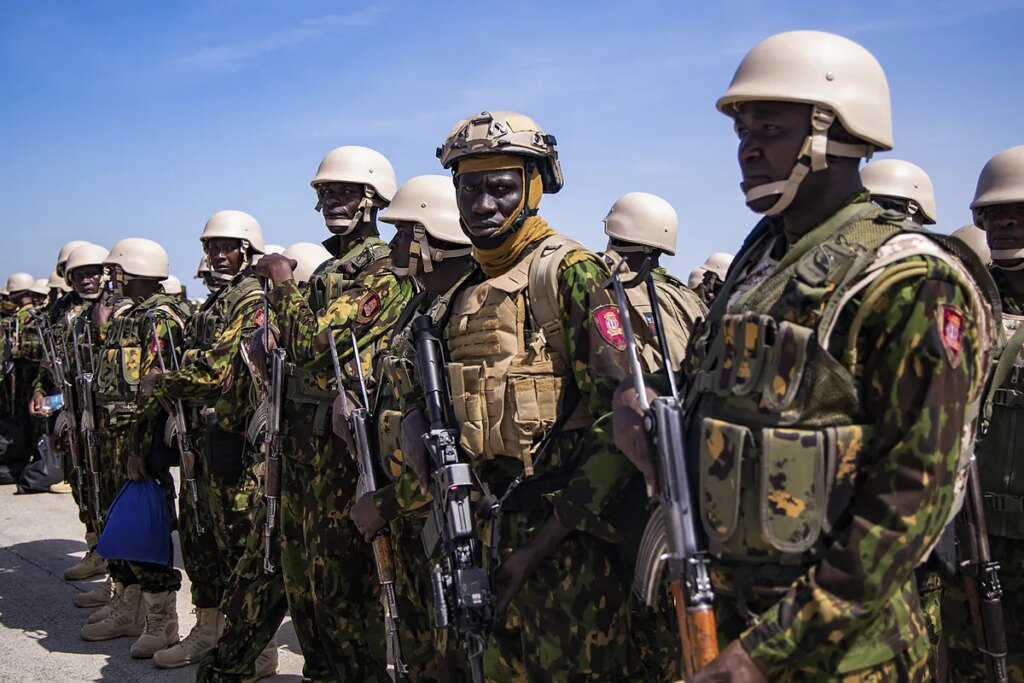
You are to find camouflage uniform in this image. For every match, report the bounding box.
[95,292,189,594]
[441,230,642,681]
[11,302,46,460]
[682,197,995,681]
[943,267,1024,682]
[152,270,263,610]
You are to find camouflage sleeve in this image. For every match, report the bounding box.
[740,258,979,674]
[155,296,263,403]
[134,314,186,447]
[544,252,636,536]
[373,470,432,523]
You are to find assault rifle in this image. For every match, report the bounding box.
[34,313,87,515]
[147,314,203,534]
[959,455,1009,683]
[328,330,406,682]
[412,314,494,683]
[606,258,719,677]
[2,317,19,407]
[71,318,103,519]
[261,343,286,575]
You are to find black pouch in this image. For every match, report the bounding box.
[205,412,246,485]
[147,413,179,473]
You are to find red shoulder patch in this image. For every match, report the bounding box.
[592,305,627,351]
[252,308,266,328]
[939,304,964,369]
[356,290,381,325]
[148,336,169,356]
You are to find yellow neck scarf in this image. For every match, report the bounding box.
[456,155,553,277]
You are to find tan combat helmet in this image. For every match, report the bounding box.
[162,275,183,295]
[703,252,734,281]
[105,238,169,281]
[717,30,892,215]
[380,175,471,276]
[950,224,991,266]
[30,279,50,296]
[6,272,35,295]
[65,244,110,300]
[200,210,265,283]
[861,159,937,224]
[282,242,332,284]
[437,110,563,194]
[47,271,71,293]
[311,146,397,234]
[971,145,1024,268]
[56,240,93,277]
[603,192,679,255]
[253,243,284,266]
[688,266,707,289]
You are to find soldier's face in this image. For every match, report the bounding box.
[981,202,1024,266]
[205,238,244,276]
[390,221,415,271]
[316,182,365,223]
[455,169,524,239]
[71,265,103,296]
[732,101,812,212]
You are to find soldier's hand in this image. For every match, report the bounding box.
[253,253,298,286]
[612,379,661,497]
[350,492,386,541]
[139,369,162,398]
[685,640,767,683]
[400,409,430,495]
[494,547,538,614]
[126,455,148,481]
[331,392,358,454]
[28,390,48,417]
[247,327,276,369]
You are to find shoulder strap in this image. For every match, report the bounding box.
[985,322,1024,422]
[526,234,587,365]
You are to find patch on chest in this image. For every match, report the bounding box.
[592,305,627,351]
[939,304,964,369]
[252,308,266,328]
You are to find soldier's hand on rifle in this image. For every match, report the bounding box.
[28,390,48,417]
[248,326,276,368]
[400,409,430,495]
[253,253,298,286]
[350,491,387,541]
[331,391,359,454]
[612,379,661,497]
[139,368,163,398]
[684,640,767,683]
[127,454,148,481]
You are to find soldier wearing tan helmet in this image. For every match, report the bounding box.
[0,272,42,486]
[601,191,706,372]
[280,242,331,285]
[861,158,938,226]
[80,238,191,663]
[689,251,734,305]
[407,110,641,680]
[341,174,476,679]
[614,31,998,683]
[941,145,1024,682]
[200,147,408,683]
[131,211,271,670]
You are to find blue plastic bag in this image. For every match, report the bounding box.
[97,480,172,565]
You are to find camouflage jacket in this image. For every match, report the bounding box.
[32,294,87,395]
[154,271,263,406]
[12,303,43,364]
[684,197,994,676]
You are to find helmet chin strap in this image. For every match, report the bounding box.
[744,106,873,215]
[991,249,1024,271]
[408,225,471,277]
[322,187,379,235]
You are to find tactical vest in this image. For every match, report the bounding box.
[13,305,43,362]
[685,203,997,568]
[977,309,1024,538]
[445,236,594,475]
[183,275,262,366]
[96,295,187,407]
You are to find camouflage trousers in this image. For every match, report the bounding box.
[391,515,448,680]
[484,509,640,682]
[178,418,261,609]
[100,411,182,593]
[943,535,1024,682]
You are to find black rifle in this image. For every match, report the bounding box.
[958,455,1009,683]
[606,258,718,676]
[329,330,406,681]
[71,318,103,520]
[412,314,494,683]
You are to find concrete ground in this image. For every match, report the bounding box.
[0,480,304,682]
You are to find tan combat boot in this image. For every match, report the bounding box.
[64,533,107,581]
[80,583,144,641]
[73,575,113,608]
[129,590,180,658]
[152,606,223,668]
[243,638,279,683]
[87,579,122,623]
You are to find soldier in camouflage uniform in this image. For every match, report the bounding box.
[346,174,477,680]
[614,31,998,682]
[943,145,1024,682]
[420,110,641,681]
[79,238,190,661]
[140,211,267,669]
[4,272,45,483]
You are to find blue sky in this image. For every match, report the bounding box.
[1,0,1021,292]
